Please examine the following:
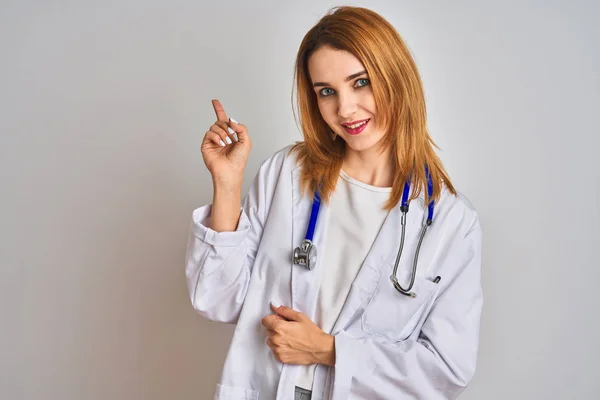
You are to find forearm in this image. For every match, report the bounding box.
[210,179,243,232]
[314,334,336,367]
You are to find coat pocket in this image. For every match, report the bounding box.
[361,269,439,342]
[214,383,259,400]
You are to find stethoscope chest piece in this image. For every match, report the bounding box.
[293,239,317,270]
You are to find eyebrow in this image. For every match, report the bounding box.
[312,70,368,88]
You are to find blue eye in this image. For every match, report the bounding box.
[318,78,370,98]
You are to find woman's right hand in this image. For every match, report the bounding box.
[201,99,252,184]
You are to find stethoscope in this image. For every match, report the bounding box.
[292,166,440,298]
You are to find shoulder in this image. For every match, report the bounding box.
[257,144,297,167]
[249,144,300,187]
[255,144,301,175]
[435,184,482,238]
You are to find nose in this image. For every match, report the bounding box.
[337,90,358,119]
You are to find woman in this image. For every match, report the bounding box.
[186,6,483,400]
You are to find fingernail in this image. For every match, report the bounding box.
[227,127,235,135]
[225,137,232,144]
[219,140,225,147]
[271,301,280,309]
[230,117,238,124]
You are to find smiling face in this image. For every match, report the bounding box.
[308,45,386,154]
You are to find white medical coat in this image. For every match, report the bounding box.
[185,145,483,400]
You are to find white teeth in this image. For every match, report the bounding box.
[346,120,368,129]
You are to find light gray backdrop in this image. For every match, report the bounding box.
[1,0,598,399]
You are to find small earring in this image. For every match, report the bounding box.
[330,130,337,141]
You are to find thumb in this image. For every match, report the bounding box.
[270,303,301,321]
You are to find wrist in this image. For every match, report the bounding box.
[210,179,242,232]
[315,333,336,366]
[213,178,242,193]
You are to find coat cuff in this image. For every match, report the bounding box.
[332,331,363,399]
[191,204,250,247]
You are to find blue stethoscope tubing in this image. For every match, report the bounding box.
[291,191,322,270]
[306,191,321,242]
[292,166,439,298]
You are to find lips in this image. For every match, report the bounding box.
[341,118,370,135]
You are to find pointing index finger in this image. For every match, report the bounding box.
[212,99,228,122]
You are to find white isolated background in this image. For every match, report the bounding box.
[1,0,598,399]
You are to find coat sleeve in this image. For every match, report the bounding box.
[184,150,286,324]
[331,218,483,400]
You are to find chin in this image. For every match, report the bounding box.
[341,135,383,153]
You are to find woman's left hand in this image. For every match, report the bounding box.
[262,303,335,366]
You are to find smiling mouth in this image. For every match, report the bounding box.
[341,119,370,135]
[342,118,369,128]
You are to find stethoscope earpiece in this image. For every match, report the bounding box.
[391,274,417,298]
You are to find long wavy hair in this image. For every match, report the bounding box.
[290,6,456,210]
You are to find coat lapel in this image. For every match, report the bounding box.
[329,196,426,336]
[278,165,427,399]
[275,165,333,400]
[290,165,331,320]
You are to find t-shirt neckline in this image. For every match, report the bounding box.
[339,169,393,193]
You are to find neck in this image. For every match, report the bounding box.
[341,144,394,187]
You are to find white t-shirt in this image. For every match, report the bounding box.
[296,170,391,390]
